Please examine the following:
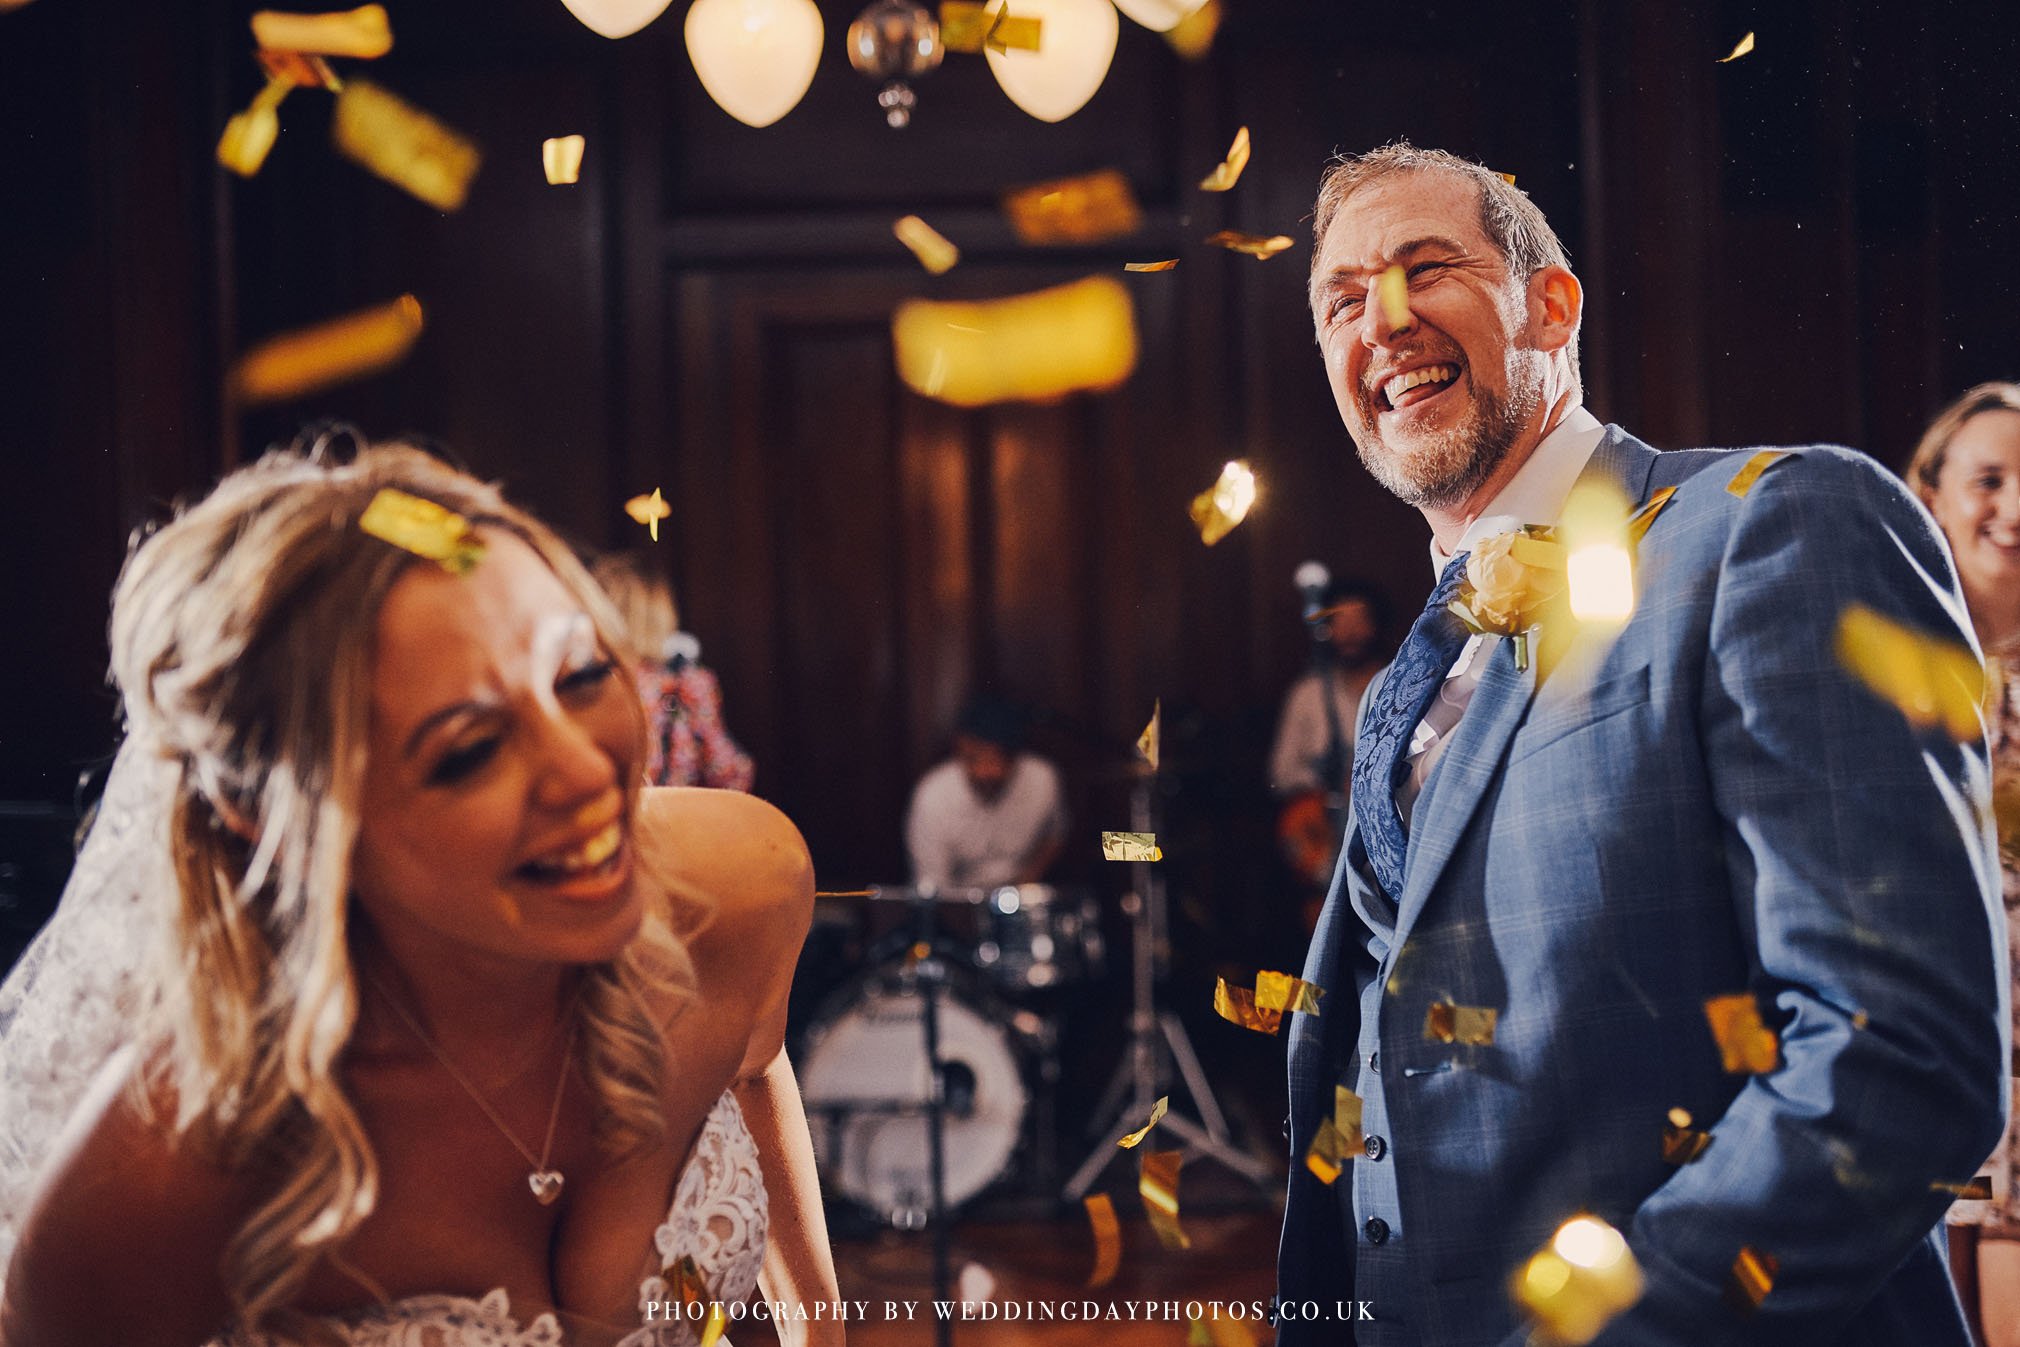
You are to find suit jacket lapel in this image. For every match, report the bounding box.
[1388,426,1661,947]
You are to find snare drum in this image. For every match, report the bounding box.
[798,959,1031,1226]
[973,884,1105,991]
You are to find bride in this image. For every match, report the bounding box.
[0,439,840,1346]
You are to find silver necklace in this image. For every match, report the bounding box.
[367,974,576,1205]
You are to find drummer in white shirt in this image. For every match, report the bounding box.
[905,698,1068,890]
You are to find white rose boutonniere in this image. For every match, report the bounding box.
[1449,528,1567,671]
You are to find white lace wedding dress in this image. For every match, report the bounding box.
[0,741,770,1347]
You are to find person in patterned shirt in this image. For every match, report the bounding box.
[591,553,755,791]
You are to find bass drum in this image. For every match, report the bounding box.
[799,960,1030,1227]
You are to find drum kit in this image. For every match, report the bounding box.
[796,881,1100,1227]
[796,778,1273,1232]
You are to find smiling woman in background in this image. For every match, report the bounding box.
[1913,384,2020,1347]
[0,439,838,1347]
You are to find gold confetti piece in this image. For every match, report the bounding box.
[1254,969,1323,1015]
[1335,1084,1364,1148]
[1717,30,1755,63]
[1724,448,1788,498]
[1724,1246,1777,1315]
[1625,486,1677,545]
[216,74,294,178]
[698,1305,727,1347]
[1001,168,1143,246]
[232,294,424,405]
[1703,993,1780,1074]
[1187,1311,1214,1347]
[1935,1175,1996,1201]
[359,487,486,575]
[1083,1193,1122,1289]
[1512,1216,1645,1346]
[1189,458,1257,545]
[1198,125,1250,192]
[542,134,585,186]
[1137,699,1160,771]
[1102,830,1162,862]
[1375,263,1410,331]
[1205,229,1294,260]
[251,4,393,59]
[940,0,1041,53]
[892,276,1138,408]
[1164,0,1219,59]
[1212,978,1282,1035]
[1304,1118,1345,1185]
[1661,1107,1713,1165]
[894,214,961,275]
[1835,603,1985,743]
[1424,1001,1498,1045]
[1125,259,1180,272]
[1494,169,1517,186]
[1852,1009,1871,1030]
[1117,1095,1168,1148]
[1139,1149,1191,1251]
[257,49,342,90]
[333,79,482,212]
[625,487,671,541]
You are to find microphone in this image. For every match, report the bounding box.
[1294,560,1331,623]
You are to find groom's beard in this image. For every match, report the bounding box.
[1352,363,1540,512]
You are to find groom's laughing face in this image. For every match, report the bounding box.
[1311,170,1545,511]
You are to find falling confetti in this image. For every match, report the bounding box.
[1254,969,1323,1015]
[1139,1149,1191,1250]
[1717,30,1756,63]
[1125,259,1180,272]
[892,276,1139,408]
[217,73,294,178]
[894,214,961,275]
[1083,1193,1122,1288]
[1205,229,1294,260]
[1189,459,1257,545]
[1137,700,1161,771]
[359,488,485,575]
[1334,1084,1364,1147]
[1835,604,1985,743]
[1724,448,1788,498]
[1724,1247,1777,1315]
[1163,0,1220,59]
[625,487,671,541]
[257,49,342,89]
[1102,831,1162,861]
[232,294,424,404]
[251,4,394,59]
[1117,1095,1167,1148]
[1375,263,1410,331]
[542,134,586,185]
[1934,1175,1995,1201]
[1198,125,1250,192]
[1626,486,1677,544]
[940,0,1041,53]
[1424,1001,1498,1046]
[1002,169,1143,245]
[1212,978,1282,1035]
[333,79,482,211]
[1661,1108,1713,1165]
[1304,1119,1345,1185]
[1703,993,1780,1074]
[1511,1216,1645,1346]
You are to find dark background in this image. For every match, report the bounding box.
[2,0,2015,979]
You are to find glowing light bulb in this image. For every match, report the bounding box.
[684,0,824,128]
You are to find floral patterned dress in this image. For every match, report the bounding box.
[637,663,754,792]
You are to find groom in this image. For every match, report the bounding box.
[1276,142,2007,1346]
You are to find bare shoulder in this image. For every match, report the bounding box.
[3,1050,249,1346]
[637,787,814,952]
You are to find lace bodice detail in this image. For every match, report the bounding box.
[217,1090,768,1347]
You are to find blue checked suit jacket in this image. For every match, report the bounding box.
[1277,428,2007,1346]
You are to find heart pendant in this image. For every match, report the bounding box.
[528,1170,565,1205]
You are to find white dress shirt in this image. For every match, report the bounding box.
[1397,407,1607,822]
[906,753,1068,889]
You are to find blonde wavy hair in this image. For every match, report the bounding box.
[589,552,680,671]
[1906,380,2020,507]
[109,438,697,1334]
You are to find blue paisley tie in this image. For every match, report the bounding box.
[1352,551,1473,900]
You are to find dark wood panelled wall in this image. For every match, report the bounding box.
[5,0,2018,902]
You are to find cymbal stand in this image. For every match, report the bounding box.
[1062,772,1274,1200]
